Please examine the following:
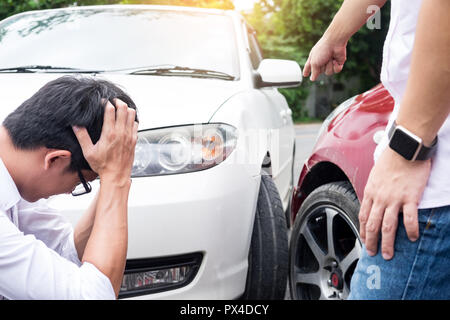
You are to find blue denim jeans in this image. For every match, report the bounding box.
[348,206,450,300]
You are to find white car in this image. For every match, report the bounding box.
[0,5,302,299]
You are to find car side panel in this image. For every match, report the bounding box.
[259,87,295,205]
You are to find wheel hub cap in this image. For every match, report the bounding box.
[329,266,343,290]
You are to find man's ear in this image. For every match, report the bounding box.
[43,150,72,171]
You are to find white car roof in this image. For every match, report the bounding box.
[5,4,239,20]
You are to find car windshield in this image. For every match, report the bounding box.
[0,7,240,79]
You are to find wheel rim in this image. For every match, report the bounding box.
[291,204,361,300]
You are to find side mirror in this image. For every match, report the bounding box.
[255,59,303,88]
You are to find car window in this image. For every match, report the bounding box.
[246,25,263,70]
[0,8,240,78]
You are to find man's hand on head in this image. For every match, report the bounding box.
[72,99,138,186]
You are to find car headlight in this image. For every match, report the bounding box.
[315,95,357,144]
[131,123,238,177]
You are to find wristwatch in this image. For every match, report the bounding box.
[388,121,438,161]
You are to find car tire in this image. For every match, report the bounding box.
[242,174,289,300]
[289,181,362,300]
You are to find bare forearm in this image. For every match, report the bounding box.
[81,180,131,298]
[396,0,450,145]
[324,0,387,45]
[74,192,99,260]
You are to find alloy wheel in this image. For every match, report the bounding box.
[291,204,361,300]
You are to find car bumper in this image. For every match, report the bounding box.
[48,160,261,299]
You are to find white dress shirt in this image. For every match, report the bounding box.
[0,158,115,300]
[375,0,450,209]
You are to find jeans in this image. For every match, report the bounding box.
[348,206,450,300]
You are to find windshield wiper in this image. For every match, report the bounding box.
[114,65,235,80]
[0,65,103,73]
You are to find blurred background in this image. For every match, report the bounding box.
[0,0,390,123]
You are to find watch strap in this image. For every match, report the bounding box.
[416,135,438,160]
[388,121,437,161]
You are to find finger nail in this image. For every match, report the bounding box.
[73,126,80,132]
[366,249,375,256]
[382,252,392,260]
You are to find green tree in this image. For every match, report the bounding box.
[245,0,390,121]
[0,0,121,21]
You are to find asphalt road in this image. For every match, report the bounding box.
[285,122,322,300]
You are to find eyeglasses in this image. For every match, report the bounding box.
[71,169,92,196]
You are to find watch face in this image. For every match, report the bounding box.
[389,128,420,161]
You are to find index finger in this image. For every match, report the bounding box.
[358,195,372,244]
[303,56,312,78]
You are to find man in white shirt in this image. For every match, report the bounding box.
[0,76,138,299]
[303,0,450,299]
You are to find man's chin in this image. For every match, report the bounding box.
[22,193,53,203]
[22,189,72,202]
[21,195,42,203]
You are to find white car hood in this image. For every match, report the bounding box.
[0,73,242,129]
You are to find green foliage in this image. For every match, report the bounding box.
[0,0,122,21]
[245,0,390,121]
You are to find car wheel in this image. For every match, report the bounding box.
[289,181,362,300]
[242,174,289,300]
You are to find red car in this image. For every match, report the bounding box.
[289,84,394,300]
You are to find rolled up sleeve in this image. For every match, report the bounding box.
[0,214,115,300]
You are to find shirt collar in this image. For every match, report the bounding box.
[0,157,21,211]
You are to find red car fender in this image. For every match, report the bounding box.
[291,84,394,223]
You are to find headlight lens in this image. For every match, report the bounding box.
[131,123,238,177]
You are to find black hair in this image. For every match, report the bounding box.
[2,75,138,172]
